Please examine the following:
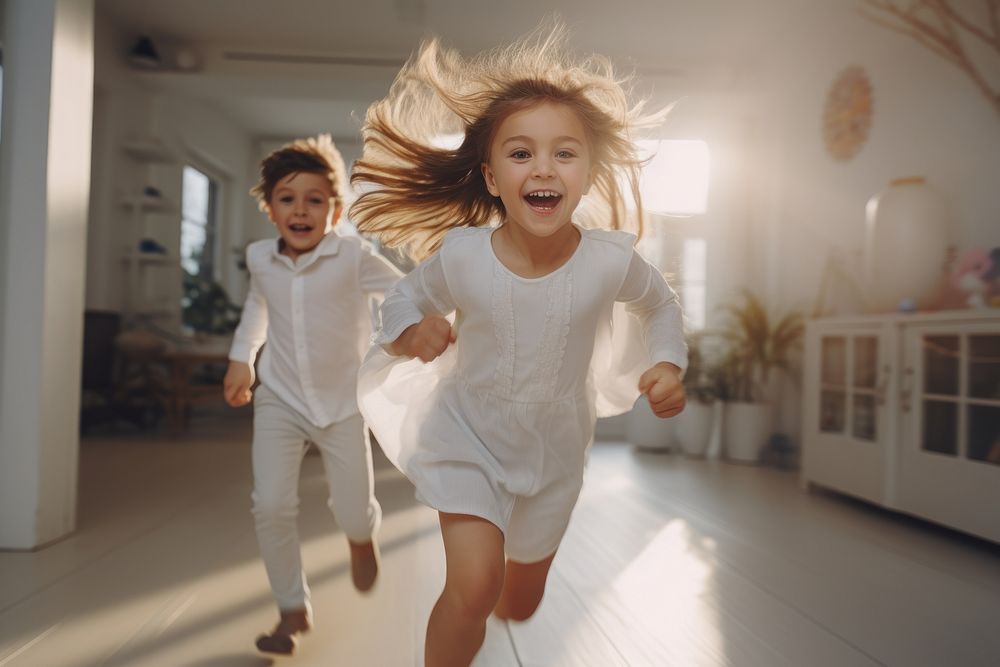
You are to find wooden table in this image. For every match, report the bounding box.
[162,338,231,434]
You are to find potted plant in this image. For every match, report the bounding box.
[625,389,677,452]
[624,329,699,453]
[182,272,243,335]
[717,289,804,463]
[674,331,719,457]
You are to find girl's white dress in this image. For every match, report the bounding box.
[358,226,685,557]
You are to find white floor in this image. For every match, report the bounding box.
[1,408,999,667]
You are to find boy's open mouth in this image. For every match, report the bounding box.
[288,223,313,233]
[524,190,562,211]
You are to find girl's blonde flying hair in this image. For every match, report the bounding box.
[350,22,664,260]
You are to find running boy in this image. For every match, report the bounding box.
[224,135,402,655]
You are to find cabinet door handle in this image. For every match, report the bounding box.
[900,367,915,412]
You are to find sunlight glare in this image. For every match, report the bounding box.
[637,140,711,216]
[610,519,724,663]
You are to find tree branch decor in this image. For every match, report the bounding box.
[860,0,1000,117]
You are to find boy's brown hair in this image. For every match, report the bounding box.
[250,134,348,210]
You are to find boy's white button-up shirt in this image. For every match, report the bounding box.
[229,231,402,428]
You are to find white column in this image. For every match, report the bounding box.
[0,0,95,549]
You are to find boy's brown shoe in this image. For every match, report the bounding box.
[255,608,312,655]
[349,540,380,593]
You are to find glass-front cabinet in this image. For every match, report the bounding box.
[909,332,1000,465]
[819,334,883,441]
[968,334,1000,464]
[895,323,1000,541]
[803,322,893,505]
[802,311,1000,543]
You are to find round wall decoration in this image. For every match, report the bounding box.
[822,65,873,161]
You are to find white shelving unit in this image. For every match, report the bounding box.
[120,251,179,265]
[120,194,175,213]
[122,139,178,164]
[802,309,1000,543]
[120,138,180,324]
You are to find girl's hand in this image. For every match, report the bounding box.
[390,315,456,362]
[638,362,686,418]
[223,361,255,407]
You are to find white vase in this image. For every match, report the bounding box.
[864,176,950,312]
[625,398,676,451]
[723,402,773,464]
[675,401,715,457]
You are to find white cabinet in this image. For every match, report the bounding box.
[803,320,895,506]
[802,310,1000,543]
[120,139,180,324]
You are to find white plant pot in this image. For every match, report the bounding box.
[675,400,715,457]
[723,402,773,464]
[625,398,676,451]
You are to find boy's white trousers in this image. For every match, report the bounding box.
[251,384,381,611]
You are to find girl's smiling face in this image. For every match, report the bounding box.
[265,171,341,259]
[481,102,593,241]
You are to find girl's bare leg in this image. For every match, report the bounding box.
[493,552,556,621]
[425,512,505,667]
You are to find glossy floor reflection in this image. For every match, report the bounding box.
[1,409,998,666]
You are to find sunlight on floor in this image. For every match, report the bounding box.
[5,438,996,665]
[610,519,725,665]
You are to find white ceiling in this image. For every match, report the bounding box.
[97,0,794,139]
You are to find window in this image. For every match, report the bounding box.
[637,140,710,217]
[680,237,707,329]
[632,140,711,330]
[181,165,239,334]
[180,165,218,279]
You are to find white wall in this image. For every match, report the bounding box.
[88,14,255,318]
[87,14,154,312]
[751,5,1000,310]
[0,0,94,549]
[743,4,1000,438]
